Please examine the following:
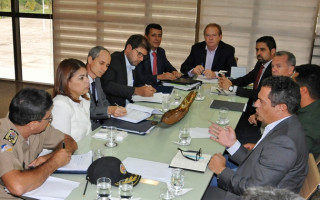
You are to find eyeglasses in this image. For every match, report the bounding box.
[40,115,53,123]
[178,148,202,161]
[134,48,147,59]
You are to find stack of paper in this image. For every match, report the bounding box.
[132,93,169,103]
[112,103,163,123]
[169,151,211,173]
[162,82,200,91]
[196,75,218,84]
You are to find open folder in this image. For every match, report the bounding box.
[102,118,155,135]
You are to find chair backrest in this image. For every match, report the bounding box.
[300,153,320,199]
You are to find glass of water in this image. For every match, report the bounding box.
[195,85,205,100]
[171,168,184,196]
[172,90,181,105]
[105,126,117,148]
[217,107,229,125]
[119,179,133,199]
[162,95,170,112]
[178,127,190,146]
[96,177,111,200]
[160,186,175,200]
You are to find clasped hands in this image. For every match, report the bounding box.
[192,65,217,79]
[218,74,232,90]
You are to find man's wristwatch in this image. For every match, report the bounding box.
[228,85,234,92]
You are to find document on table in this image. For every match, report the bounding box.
[122,157,171,183]
[210,86,235,96]
[23,176,80,200]
[55,151,92,174]
[132,92,169,103]
[112,103,163,123]
[190,127,211,138]
[196,75,218,84]
[162,82,200,91]
[169,151,211,173]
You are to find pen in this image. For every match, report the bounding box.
[83,180,89,196]
[62,141,65,149]
[220,89,227,95]
[115,103,119,107]
[216,89,221,94]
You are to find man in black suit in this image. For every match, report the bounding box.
[219,36,276,143]
[135,23,182,86]
[180,23,237,78]
[101,34,156,107]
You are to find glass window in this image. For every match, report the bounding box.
[0,0,11,12]
[20,18,53,83]
[0,17,15,79]
[19,0,52,14]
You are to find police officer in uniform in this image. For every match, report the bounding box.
[0,88,78,199]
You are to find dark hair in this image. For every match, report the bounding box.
[145,23,162,36]
[261,76,300,114]
[256,36,276,51]
[203,23,222,35]
[87,46,110,65]
[125,34,150,52]
[9,88,53,126]
[295,64,320,100]
[53,58,89,102]
[275,51,296,67]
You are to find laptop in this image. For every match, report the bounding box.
[230,66,247,79]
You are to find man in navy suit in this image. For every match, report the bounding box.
[181,23,237,78]
[135,23,182,86]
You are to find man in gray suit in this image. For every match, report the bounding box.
[203,76,308,200]
[86,46,127,130]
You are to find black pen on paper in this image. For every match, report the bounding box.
[62,141,65,149]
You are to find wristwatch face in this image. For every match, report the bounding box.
[228,86,233,92]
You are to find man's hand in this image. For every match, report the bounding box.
[209,123,237,148]
[28,153,52,168]
[208,153,226,174]
[134,85,156,96]
[108,106,127,117]
[203,69,217,79]
[191,65,204,75]
[157,72,176,80]
[218,74,232,90]
[51,148,72,167]
[172,71,182,78]
[243,143,256,150]
[248,113,258,125]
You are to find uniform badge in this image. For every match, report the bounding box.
[120,163,127,174]
[1,144,13,152]
[3,129,19,145]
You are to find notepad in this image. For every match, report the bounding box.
[55,151,92,174]
[210,99,247,112]
[132,92,170,103]
[112,103,163,123]
[102,118,155,135]
[169,151,211,173]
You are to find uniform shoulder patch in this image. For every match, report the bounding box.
[1,144,13,152]
[3,129,19,145]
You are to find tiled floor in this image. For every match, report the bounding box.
[0,79,52,118]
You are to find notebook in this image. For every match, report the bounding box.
[210,99,247,112]
[102,118,156,135]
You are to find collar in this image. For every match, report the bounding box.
[124,54,136,71]
[205,45,218,53]
[264,115,291,134]
[150,49,158,56]
[88,75,94,84]
[263,60,272,68]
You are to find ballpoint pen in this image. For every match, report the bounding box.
[114,103,119,107]
[62,141,65,149]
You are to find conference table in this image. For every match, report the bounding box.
[53,83,248,200]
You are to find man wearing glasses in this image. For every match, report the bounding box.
[203,76,308,199]
[101,34,156,107]
[0,88,77,199]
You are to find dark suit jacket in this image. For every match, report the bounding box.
[202,115,308,200]
[231,61,272,101]
[100,51,135,107]
[180,41,236,76]
[135,47,177,86]
[89,77,110,131]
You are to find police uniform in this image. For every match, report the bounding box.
[0,117,65,199]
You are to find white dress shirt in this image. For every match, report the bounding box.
[51,95,91,142]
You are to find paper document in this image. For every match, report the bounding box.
[23,176,80,200]
[55,151,92,173]
[162,82,200,91]
[196,75,218,84]
[210,86,235,96]
[123,157,171,183]
[132,93,169,103]
[169,151,211,173]
[190,128,211,138]
[112,103,162,123]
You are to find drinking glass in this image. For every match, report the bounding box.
[217,107,229,125]
[96,177,111,199]
[178,127,190,146]
[93,149,104,160]
[195,85,204,100]
[162,96,170,112]
[119,179,133,199]
[172,90,181,105]
[160,186,175,200]
[105,126,117,148]
[171,168,184,196]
